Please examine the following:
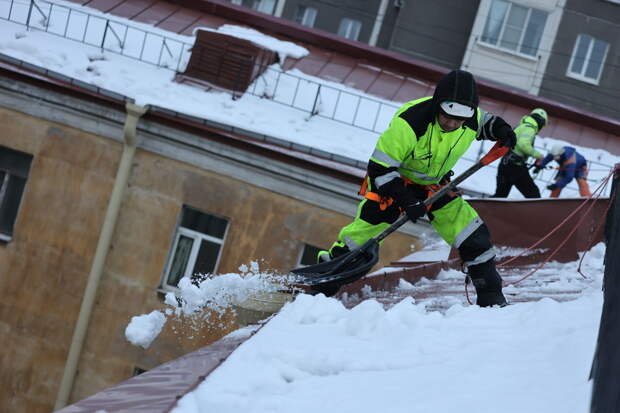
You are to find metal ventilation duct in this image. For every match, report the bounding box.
[177,30,277,97]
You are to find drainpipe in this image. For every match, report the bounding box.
[369,0,390,47]
[54,101,148,410]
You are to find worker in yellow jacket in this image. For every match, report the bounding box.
[319,70,516,307]
[493,108,548,198]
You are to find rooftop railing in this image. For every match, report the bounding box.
[0,0,615,198]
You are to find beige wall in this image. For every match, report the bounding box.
[0,106,421,411]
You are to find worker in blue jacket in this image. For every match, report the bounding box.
[535,144,591,197]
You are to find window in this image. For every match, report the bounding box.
[162,206,229,288]
[0,146,32,241]
[252,0,276,14]
[338,18,361,41]
[481,0,548,57]
[132,367,147,376]
[298,243,323,267]
[230,0,242,5]
[567,34,609,84]
[294,5,317,27]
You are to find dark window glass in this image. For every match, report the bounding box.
[585,38,608,80]
[0,175,26,235]
[481,0,509,45]
[192,239,221,275]
[520,9,547,56]
[133,367,147,376]
[181,207,227,238]
[0,147,32,178]
[299,244,322,266]
[168,235,193,286]
[0,146,33,238]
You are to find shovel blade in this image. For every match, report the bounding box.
[290,240,380,296]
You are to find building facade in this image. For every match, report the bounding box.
[0,70,421,412]
[243,0,620,120]
[539,0,620,121]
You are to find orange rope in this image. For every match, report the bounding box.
[503,170,613,287]
[464,168,615,303]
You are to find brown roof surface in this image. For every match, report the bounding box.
[55,324,266,413]
[53,195,610,412]
[67,0,620,155]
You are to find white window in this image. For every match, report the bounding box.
[0,146,32,242]
[252,0,276,14]
[480,0,548,57]
[297,243,323,267]
[567,34,609,84]
[162,206,229,288]
[294,5,318,27]
[338,18,361,41]
[230,0,242,5]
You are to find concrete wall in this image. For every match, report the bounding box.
[386,0,480,68]
[281,0,381,42]
[0,83,422,411]
[539,0,620,120]
[463,0,565,94]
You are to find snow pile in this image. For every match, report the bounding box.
[125,262,294,348]
[164,246,607,413]
[171,290,602,413]
[212,25,309,61]
[163,262,287,316]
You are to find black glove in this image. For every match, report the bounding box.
[482,116,516,149]
[404,200,426,223]
[498,128,517,149]
[546,184,557,190]
[439,170,454,185]
[376,178,426,222]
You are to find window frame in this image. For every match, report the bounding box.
[296,243,323,267]
[160,208,229,291]
[338,18,362,41]
[294,5,318,27]
[0,146,32,242]
[479,0,548,59]
[252,0,276,14]
[0,172,11,242]
[566,34,609,85]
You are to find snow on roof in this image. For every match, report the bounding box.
[0,0,618,198]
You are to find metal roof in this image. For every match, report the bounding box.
[52,196,610,412]
[65,0,620,155]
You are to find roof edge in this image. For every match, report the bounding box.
[177,0,620,135]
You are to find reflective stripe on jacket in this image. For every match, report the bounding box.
[370,97,483,186]
[512,115,543,162]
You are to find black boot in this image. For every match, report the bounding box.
[468,260,507,307]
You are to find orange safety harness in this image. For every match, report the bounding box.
[357,174,445,211]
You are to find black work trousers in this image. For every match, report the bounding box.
[493,157,541,198]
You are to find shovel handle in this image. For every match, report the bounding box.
[373,141,509,243]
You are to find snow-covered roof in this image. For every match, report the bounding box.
[1,0,619,198]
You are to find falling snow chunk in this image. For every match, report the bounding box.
[125,310,167,349]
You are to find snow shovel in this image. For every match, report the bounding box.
[290,142,509,296]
